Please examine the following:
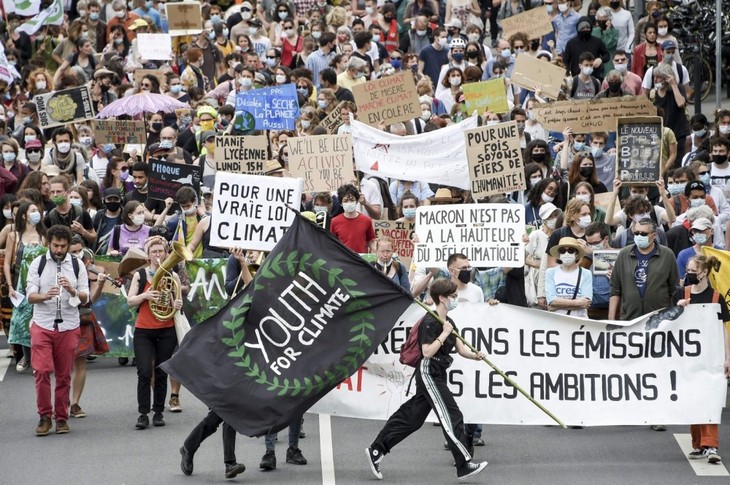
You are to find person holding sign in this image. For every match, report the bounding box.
[366,278,489,481]
[545,237,593,318]
[674,253,730,464]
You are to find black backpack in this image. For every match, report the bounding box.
[368,176,397,220]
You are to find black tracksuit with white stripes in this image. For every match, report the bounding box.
[371,315,471,469]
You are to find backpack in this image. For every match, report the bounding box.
[399,315,426,367]
[46,204,84,227]
[570,75,601,99]
[38,254,80,280]
[95,223,122,255]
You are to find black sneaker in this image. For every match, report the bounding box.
[365,447,383,480]
[259,450,276,471]
[286,447,307,465]
[118,357,129,366]
[135,414,149,429]
[457,460,488,481]
[225,462,246,479]
[180,446,194,476]
[153,413,165,427]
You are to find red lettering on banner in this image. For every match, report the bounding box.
[336,366,367,392]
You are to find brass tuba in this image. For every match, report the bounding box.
[247,251,265,277]
[149,242,194,320]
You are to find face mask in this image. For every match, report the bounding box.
[355,72,366,79]
[657,27,668,36]
[608,81,622,92]
[2,209,12,219]
[267,58,278,68]
[575,194,591,203]
[301,119,311,129]
[719,125,730,135]
[24,134,36,144]
[116,10,126,18]
[664,54,674,63]
[500,48,511,58]
[2,152,15,163]
[581,66,593,76]
[207,31,216,40]
[580,166,594,178]
[35,79,48,90]
[151,122,164,131]
[119,170,129,181]
[590,146,603,158]
[634,235,651,249]
[654,82,664,90]
[610,0,620,8]
[390,59,402,70]
[223,28,229,37]
[79,136,93,146]
[200,120,215,131]
[297,87,308,96]
[132,214,146,226]
[452,53,465,62]
[614,63,627,73]
[57,142,71,153]
[516,121,525,132]
[546,4,554,13]
[577,215,591,228]
[29,212,41,225]
[684,272,700,286]
[689,198,705,208]
[437,38,448,48]
[631,212,649,223]
[693,129,706,137]
[667,183,686,195]
[467,33,479,42]
[558,3,569,12]
[532,153,546,163]
[573,141,585,151]
[560,253,577,265]
[313,205,328,214]
[487,120,499,126]
[240,78,253,87]
[541,192,554,203]
[342,202,357,213]
[248,27,258,36]
[70,198,83,207]
[184,206,197,216]
[90,12,99,20]
[312,31,322,40]
[466,50,479,60]
[598,20,608,30]
[276,74,287,84]
[420,110,432,121]
[457,268,473,284]
[712,154,728,164]
[278,11,288,20]
[545,218,557,229]
[700,173,711,185]
[28,151,41,163]
[403,208,417,219]
[170,84,183,95]
[530,176,542,186]
[159,140,174,150]
[449,77,462,87]
[106,201,121,212]
[51,195,67,206]
[22,117,32,125]
[318,100,329,110]
[692,233,708,246]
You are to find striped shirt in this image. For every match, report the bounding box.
[306,48,334,88]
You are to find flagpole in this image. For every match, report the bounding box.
[413,299,567,428]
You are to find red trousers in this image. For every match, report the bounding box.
[691,424,719,449]
[31,324,80,421]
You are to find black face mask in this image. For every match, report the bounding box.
[610,1,621,8]
[712,154,728,164]
[383,16,394,23]
[105,201,121,212]
[532,153,546,163]
[578,30,592,40]
[597,20,608,30]
[530,39,540,50]
[466,50,479,59]
[580,167,594,178]
[456,268,473,284]
[608,80,622,92]
[684,272,700,286]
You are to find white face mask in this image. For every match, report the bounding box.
[132,214,146,226]
[437,37,448,48]
[421,110,431,121]
[577,215,592,228]
[575,194,591,203]
[57,142,71,154]
[545,218,557,229]
[342,202,357,213]
[558,3,569,12]
[719,125,730,135]
[2,209,12,219]
[184,206,197,216]
[275,74,287,84]
[581,66,593,76]
[467,33,480,42]
[560,253,577,265]
[541,193,554,203]
[115,10,125,18]
[657,27,668,36]
[301,119,311,129]
[614,63,627,73]
[248,27,258,36]
[449,77,462,87]
[28,151,41,163]
[36,80,47,90]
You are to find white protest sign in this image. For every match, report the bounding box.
[351,116,478,190]
[414,204,525,267]
[137,33,173,60]
[210,173,303,251]
[312,304,727,426]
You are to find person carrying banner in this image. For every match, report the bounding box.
[674,253,730,463]
[366,278,489,481]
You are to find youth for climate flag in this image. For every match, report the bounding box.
[161,214,418,437]
[3,0,41,16]
[15,0,63,36]
[351,115,478,190]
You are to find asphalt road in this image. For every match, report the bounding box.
[1,338,729,485]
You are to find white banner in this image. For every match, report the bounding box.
[351,116,478,190]
[413,203,525,267]
[137,34,173,60]
[209,173,303,251]
[312,304,727,426]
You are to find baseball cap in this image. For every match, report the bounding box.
[201,130,216,143]
[690,217,712,231]
[104,187,122,199]
[661,40,677,51]
[129,19,149,31]
[25,139,42,150]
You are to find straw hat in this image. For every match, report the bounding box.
[430,188,460,203]
[264,159,285,175]
[549,237,585,261]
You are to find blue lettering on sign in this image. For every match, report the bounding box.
[235,84,300,130]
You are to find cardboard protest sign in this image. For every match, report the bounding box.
[320,101,346,134]
[93,120,147,145]
[617,117,663,184]
[462,79,508,115]
[134,69,167,89]
[34,86,95,129]
[166,2,202,35]
[313,304,728,426]
[500,6,554,41]
[351,72,421,126]
[288,134,353,192]
[212,135,269,174]
[510,53,566,99]
[533,96,655,133]
[414,204,525,267]
[137,33,173,60]
[148,158,202,201]
[373,220,415,268]
[593,191,621,220]
[465,122,525,198]
[209,173,304,251]
[236,84,300,131]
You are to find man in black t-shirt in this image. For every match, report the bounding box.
[127,161,166,220]
[92,187,123,252]
[44,176,95,247]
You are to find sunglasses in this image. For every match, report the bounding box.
[633,231,652,237]
[698,171,709,175]
[141,83,151,88]
[27,149,41,153]
[559,248,578,254]
[390,56,402,60]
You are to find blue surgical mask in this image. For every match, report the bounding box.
[692,233,708,245]
[102,144,115,154]
[667,183,685,196]
[2,152,16,162]
[574,141,585,151]
[22,117,32,125]
[170,85,182,94]
[297,87,308,96]
[591,146,603,158]
[446,299,458,311]
[29,212,42,225]
[700,173,711,185]
[693,129,706,137]
[501,48,511,58]
[159,140,174,150]
[390,58,402,69]
[211,14,221,23]
[633,235,651,249]
[403,208,417,219]
[90,12,99,20]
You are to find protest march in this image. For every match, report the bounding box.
[0,0,729,482]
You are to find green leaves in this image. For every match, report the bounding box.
[327,268,343,286]
[311,258,326,279]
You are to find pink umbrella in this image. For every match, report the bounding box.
[96,92,190,118]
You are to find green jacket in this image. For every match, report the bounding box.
[610,243,678,320]
[592,26,618,73]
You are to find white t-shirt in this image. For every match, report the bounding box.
[641,62,691,90]
[710,163,730,201]
[358,177,384,215]
[457,282,485,303]
[545,266,592,319]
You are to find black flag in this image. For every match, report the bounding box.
[161,214,414,436]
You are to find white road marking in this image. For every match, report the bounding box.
[319,414,336,485]
[0,349,11,382]
[674,433,729,476]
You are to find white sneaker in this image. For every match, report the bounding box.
[16,358,29,373]
[705,447,722,464]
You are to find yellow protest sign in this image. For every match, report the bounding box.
[462,79,508,115]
